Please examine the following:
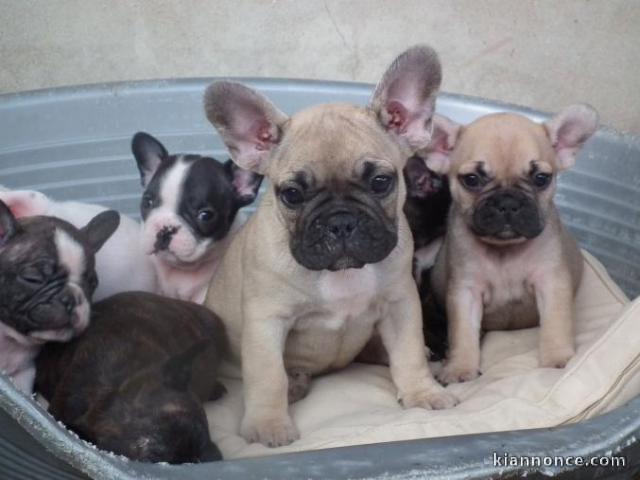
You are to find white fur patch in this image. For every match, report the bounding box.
[160,158,190,214]
[54,229,90,332]
[55,229,86,283]
[317,266,378,328]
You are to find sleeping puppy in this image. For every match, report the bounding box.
[0,200,118,393]
[203,45,457,448]
[35,292,228,464]
[427,105,598,383]
[0,189,156,301]
[132,132,263,303]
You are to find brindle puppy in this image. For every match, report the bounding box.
[36,292,228,463]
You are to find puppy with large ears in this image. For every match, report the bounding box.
[203,45,457,447]
[131,133,263,303]
[426,105,598,384]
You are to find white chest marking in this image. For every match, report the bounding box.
[316,266,378,329]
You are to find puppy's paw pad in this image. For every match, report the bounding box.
[540,347,575,369]
[400,389,458,410]
[240,416,300,448]
[437,364,481,385]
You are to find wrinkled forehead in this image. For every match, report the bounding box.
[454,114,555,178]
[270,103,403,182]
[3,217,90,275]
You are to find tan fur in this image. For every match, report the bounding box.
[205,104,455,447]
[431,113,587,384]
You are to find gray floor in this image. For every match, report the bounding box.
[0,0,638,134]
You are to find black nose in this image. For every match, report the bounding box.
[155,227,178,251]
[325,212,358,239]
[492,192,524,215]
[60,293,76,314]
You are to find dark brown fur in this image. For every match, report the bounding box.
[36,292,228,464]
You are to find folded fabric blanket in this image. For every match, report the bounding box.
[206,251,635,459]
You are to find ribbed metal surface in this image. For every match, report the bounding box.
[0,410,87,480]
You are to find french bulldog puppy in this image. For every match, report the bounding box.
[36,291,228,464]
[0,188,156,301]
[203,45,458,448]
[0,200,119,394]
[132,132,263,303]
[427,105,598,384]
[404,114,459,360]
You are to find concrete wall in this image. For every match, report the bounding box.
[1,0,638,133]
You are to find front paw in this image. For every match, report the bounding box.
[437,362,481,385]
[240,414,300,448]
[400,387,458,410]
[539,345,575,369]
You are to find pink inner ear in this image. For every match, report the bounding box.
[3,198,31,218]
[0,192,48,218]
[252,121,276,151]
[232,170,257,198]
[386,100,409,132]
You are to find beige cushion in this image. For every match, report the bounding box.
[206,251,637,459]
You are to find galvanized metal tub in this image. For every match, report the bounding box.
[0,79,638,479]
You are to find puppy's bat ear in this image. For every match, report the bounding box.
[544,104,599,171]
[0,189,51,218]
[0,200,20,247]
[418,114,461,175]
[404,156,444,199]
[81,210,120,254]
[224,159,264,207]
[371,45,442,152]
[131,132,169,187]
[203,82,288,175]
[162,340,211,392]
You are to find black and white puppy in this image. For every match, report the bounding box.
[0,200,118,393]
[131,132,263,303]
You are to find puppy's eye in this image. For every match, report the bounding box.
[280,187,304,207]
[533,172,552,189]
[197,209,216,223]
[370,175,394,195]
[19,268,45,286]
[459,174,481,190]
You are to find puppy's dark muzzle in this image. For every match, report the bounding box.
[291,205,398,271]
[472,189,543,240]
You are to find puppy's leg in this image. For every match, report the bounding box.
[438,287,482,384]
[535,273,575,368]
[240,316,299,447]
[379,281,457,410]
[413,237,443,285]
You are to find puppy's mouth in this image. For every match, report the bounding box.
[327,256,366,272]
[477,232,528,246]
